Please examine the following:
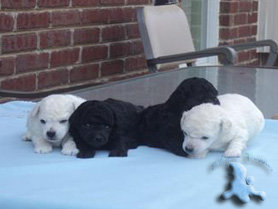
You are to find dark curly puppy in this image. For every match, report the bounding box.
[138,77,220,156]
[69,98,143,158]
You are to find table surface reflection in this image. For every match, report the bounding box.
[73,66,278,118]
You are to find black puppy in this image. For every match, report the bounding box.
[138,77,220,156]
[69,98,142,158]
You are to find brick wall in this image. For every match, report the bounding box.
[0,0,149,92]
[219,0,259,65]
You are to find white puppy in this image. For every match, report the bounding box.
[23,94,86,155]
[180,94,264,158]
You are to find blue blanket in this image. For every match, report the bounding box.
[0,101,277,209]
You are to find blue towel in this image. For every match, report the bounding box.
[0,101,277,209]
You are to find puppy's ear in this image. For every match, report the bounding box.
[71,97,85,111]
[31,102,40,117]
[69,101,91,125]
[106,105,116,129]
[220,115,232,134]
[69,107,80,126]
[180,111,188,128]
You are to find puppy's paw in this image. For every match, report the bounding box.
[34,144,52,154]
[62,146,79,156]
[62,139,79,156]
[22,133,31,141]
[224,149,241,158]
[77,151,95,158]
[109,149,127,157]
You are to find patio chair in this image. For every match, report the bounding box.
[137,4,278,72]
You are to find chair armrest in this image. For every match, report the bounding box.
[147,46,236,71]
[227,39,278,66]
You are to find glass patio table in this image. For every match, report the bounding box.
[0,66,278,209]
[73,66,278,118]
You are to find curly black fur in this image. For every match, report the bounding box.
[138,77,220,156]
[69,98,143,158]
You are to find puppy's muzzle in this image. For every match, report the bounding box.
[184,146,194,154]
[95,136,104,143]
[87,135,108,147]
[47,131,56,140]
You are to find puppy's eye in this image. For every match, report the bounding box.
[202,136,209,140]
[183,131,187,136]
[40,119,46,124]
[84,123,91,127]
[60,120,68,124]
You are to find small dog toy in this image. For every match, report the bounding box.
[222,162,266,203]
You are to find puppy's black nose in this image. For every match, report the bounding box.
[185,147,194,153]
[47,131,56,139]
[95,136,103,143]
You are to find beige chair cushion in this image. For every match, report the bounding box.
[140,5,195,59]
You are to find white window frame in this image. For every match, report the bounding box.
[195,0,220,66]
[258,0,278,52]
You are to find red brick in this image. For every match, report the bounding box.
[126,0,149,5]
[125,56,146,71]
[38,69,68,89]
[73,28,100,45]
[110,41,144,58]
[253,1,258,12]
[51,10,80,27]
[102,8,136,24]
[0,14,14,32]
[219,28,238,39]
[220,2,238,14]
[0,57,15,76]
[50,48,80,67]
[16,53,49,74]
[251,25,257,35]
[38,0,70,8]
[126,24,140,39]
[110,42,129,58]
[234,13,247,25]
[246,37,256,43]
[238,26,251,37]
[238,51,250,62]
[246,59,259,66]
[248,13,258,24]
[1,0,36,9]
[2,33,37,54]
[239,1,252,12]
[100,0,125,6]
[17,12,49,30]
[1,74,36,91]
[219,40,233,47]
[219,15,232,26]
[101,60,124,76]
[128,41,144,55]
[72,0,99,6]
[102,25,126,42]
[249,49,257,59]
[80,9,101,25]
[40,30,71,49]
[82,46,108,63]
[233,38,247,45]
[70,64,99,83]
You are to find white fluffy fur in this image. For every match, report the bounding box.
[180,94,264,158]
[23,94,86,155]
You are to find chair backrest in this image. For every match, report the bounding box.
[137,5,195,60]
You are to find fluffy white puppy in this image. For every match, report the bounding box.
[180,94,264,158]
[23,94,86,155]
